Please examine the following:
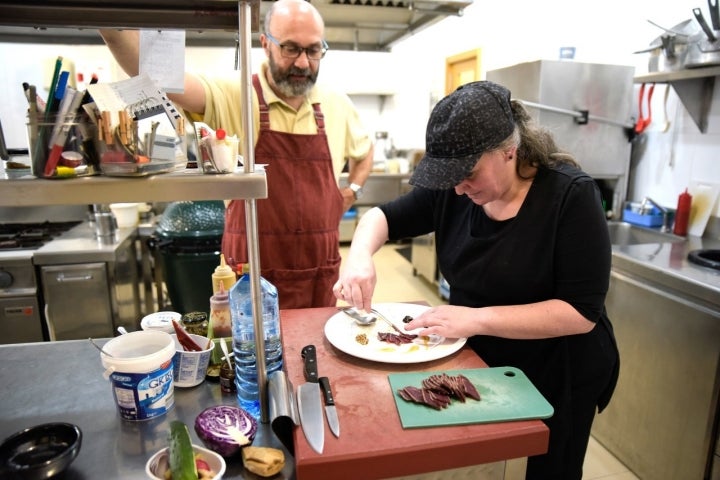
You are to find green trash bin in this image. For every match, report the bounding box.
[151,201,226,314]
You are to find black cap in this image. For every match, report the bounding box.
[409,81,515,190]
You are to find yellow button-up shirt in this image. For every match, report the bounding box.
[197,62,372,180]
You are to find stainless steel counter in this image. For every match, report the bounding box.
[32,221,137,265]
[592,226,720,479]
[0,339,294,479]
[610,232,720,305]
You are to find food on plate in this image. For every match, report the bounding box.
[168,420,214,480]
[355,333,369,345]
[402,315,414,324]
[378,331,417,345]
[397,373,481,410]
[194,405,258,457]
[241,446,285,477]
[172,319,205,351]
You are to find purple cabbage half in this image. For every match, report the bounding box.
[194,405,258,457]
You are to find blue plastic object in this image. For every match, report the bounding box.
[623,206,665,227]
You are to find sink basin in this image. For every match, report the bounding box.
[607,222,685,246]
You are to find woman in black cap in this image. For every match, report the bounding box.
[333,80,619,479]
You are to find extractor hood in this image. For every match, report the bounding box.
[0,0,472,51]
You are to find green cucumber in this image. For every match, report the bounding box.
[168,420,198,480]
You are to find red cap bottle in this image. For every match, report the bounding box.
[673,188,692,236]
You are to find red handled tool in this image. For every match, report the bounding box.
[634,83,655,134]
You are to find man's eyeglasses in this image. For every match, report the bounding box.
[265,32,328,60]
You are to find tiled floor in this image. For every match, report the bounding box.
[339,242,639,480]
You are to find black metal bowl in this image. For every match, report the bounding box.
[688,249,720,271]
[0,423,82,480]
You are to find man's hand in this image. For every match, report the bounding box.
[341,187,355,213]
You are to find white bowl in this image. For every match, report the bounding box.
[110,202,140,228]
[146,444,226,480]
[141,311,182,334]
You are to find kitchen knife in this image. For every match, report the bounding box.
[319,376,340,438]
[709,0,720,31]
[693,8,717,42]
[297,345,324,454]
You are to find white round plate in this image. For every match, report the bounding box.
[324,303,466,364]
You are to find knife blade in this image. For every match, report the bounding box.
[297,345,324,454]
[319,376,340,438]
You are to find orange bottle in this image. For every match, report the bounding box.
[673,188,692,236]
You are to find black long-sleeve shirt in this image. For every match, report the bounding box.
[380,163,618,413]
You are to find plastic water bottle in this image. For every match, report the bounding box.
[229,271,283,419]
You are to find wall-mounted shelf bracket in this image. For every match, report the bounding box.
[634,66,720,133]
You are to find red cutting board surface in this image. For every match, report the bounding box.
[388,367,554,429]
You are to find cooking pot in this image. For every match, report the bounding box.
[685,3,720,68]
[640,19,696,73]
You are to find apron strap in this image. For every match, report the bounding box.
[252,74,271,130]
[312,103,325,134]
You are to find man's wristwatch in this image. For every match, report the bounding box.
[349,183,364,200]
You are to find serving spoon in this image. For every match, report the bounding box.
[219,337,233,370]
[339,307,377,326]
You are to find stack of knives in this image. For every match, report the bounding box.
[297,345,340,454]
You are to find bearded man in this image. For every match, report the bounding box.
[101,0,373,308]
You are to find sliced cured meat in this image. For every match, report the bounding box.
[377,331,417,345]
[397,372,481,410]
[398,386,450,410]
[458,374,481,401]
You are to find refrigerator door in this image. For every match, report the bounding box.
[41,262,114,340]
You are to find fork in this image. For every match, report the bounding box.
[369,308,403,334]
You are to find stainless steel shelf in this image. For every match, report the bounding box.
[0,169,267,206]
[634,66,720,133]
[0,0,471,52]
[634,66,720,83]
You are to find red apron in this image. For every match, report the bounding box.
[222,74,343,309]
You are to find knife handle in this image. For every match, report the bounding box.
[319,377,335,406]
[301,344,319,383]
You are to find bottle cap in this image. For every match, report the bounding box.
[214,254,234,277]
[213,280,229,301]
[216,128,227,140]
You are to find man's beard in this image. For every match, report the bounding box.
[268,52,319,98]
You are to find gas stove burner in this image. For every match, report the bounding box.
[0,221,82,251]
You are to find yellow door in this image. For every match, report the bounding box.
[445,48,482,96]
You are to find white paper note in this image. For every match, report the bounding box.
[139,30,186,94]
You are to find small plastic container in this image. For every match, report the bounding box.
[141,311,182,334]
[27,113,99,178]
[220,359,237,394]
[110,203,140,228]
[197,125,238,174]
[170,333,213,388]
[182,311,209,337]
[622,205,665,228]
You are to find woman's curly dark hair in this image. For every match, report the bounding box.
[497,100,579,179]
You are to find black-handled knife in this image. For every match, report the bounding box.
[301,345,319,383]
[298,345,323,453]
[319,377,340,438]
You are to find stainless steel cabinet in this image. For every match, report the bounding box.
[592,269,720,480]
[411,232,437,285]
[41,263,113,340]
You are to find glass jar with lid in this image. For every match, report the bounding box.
[181,311,209,337]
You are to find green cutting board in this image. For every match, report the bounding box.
[388,367,554,429]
